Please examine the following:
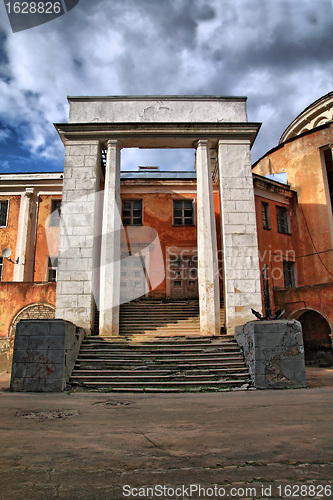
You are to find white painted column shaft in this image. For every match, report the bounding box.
[13,188,34,282]
[99,140,121,336]
[195,140,220,335]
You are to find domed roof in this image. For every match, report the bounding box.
[279,91,333,144]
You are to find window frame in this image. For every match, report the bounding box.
[283,260,296,288]
[47,256,58,282]
[261,201,271,230]
[173,199,195,227]
[49,199,61,227]
[121,199,143,226]
[276,205,290,234]
[0,199,9,228]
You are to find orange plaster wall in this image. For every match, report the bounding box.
[0,282,56,339]
[255,194,298,301]
[121,191,197,298]
[253,126,333,287]
[33,195,61,282]
[0,195,21,282]
[275,283,333,333]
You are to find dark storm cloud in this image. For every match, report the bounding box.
[0,0,332,170]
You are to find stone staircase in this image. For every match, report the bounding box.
[68,300,251,392]
[118,300,225,337]
[69,336,251,392]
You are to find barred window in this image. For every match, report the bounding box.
[0,200,9,227]
[276,206,290,234]
[283,260,296,288]
[50,200,61,227]
[122,199,142,226]
[261,202,270,229]
[173,199,194,226]
[47,256,58,282]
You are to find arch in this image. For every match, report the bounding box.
[8,302,55,357]
[313,115,329,128]
[290,308,332,364]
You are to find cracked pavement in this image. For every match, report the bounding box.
[0,377,332,499]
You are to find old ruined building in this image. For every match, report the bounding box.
[1,94,333,385]
[253,91,333,364]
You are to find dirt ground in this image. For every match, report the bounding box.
[0,366,332,499]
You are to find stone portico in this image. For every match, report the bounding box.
[54,96,262,336]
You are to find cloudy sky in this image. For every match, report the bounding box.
[0,0,332,173]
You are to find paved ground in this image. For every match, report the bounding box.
[0,368,332,500]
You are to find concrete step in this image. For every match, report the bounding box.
[71,368,249,376]
[77,353,244,362]
[81,341,237,349]
[70,379,248,390]
[85,335,232,343]
[75,362,247,372]
[80,344,239,355]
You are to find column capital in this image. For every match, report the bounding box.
[106,139,122,149]
[194,139,211,149]
[24,187,34,198]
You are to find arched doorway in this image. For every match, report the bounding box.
[9,303,55,359]
[291,309,332,365]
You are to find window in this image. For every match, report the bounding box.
[0,200,9,227]
[283,260,296,288]
[50,200,61,227]
[47,256,58,282]
[173,199,194,226]
[261,202,270,229]
[0,257,3,281]
[323,147,333,211]
[122,199,142,226]
[276,206,290,234]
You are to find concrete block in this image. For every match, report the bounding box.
[223,224,247,234]
[61,281,85,295]
[235,200,256,213]
[229,188,252,201]
[232,233,257,247]
[235,320,306,389]
[223,201,237,213]
[10,320,85,392]
[84,156,99,167]
[68,145,91,156]
[226,212,249,225]
[64,156,85,168]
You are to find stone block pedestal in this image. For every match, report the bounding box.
[235,320,307,389]
[10,320,84,392]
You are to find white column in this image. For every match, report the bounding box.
[195,140,220,335]
[99,139,122,336]
[13,188,34,282]
[55,140,101,332]
[218,138,262,334]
